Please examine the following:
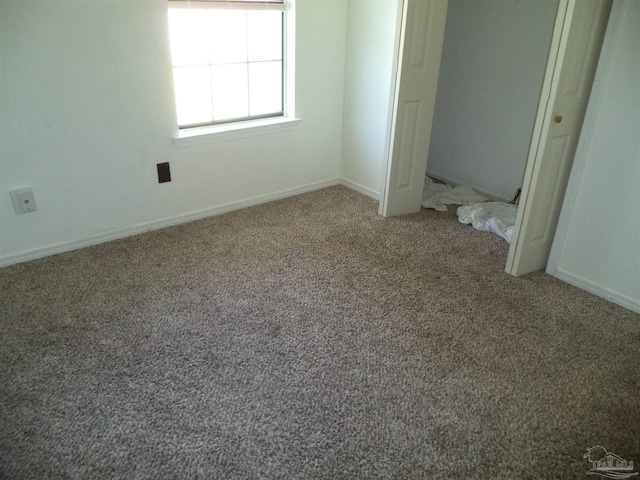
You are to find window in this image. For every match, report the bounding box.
[168,0,289,130]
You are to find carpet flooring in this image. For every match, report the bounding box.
[1,185,639,479]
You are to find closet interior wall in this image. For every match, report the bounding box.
[426,0,559,201]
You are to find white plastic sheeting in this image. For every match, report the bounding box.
[421,176,488,211]
[421,176,518,244]
[457,202,518,244]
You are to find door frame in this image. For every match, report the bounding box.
[379,0,611,275]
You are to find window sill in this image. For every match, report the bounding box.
[172,117,301,147]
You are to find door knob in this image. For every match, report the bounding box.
[554,115,563,123]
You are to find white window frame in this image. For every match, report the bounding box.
[168,0,298,147]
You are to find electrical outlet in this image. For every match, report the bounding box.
[157,162,171,183]
[10,188,37,214]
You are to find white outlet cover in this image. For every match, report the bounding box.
[10,187,37,214]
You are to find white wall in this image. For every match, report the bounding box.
[0,0,348,265]
[549,0,640,314]
[340,0,400,198]
[426,0,558,200]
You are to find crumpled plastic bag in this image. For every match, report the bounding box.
[456,202,517,244]
[421,176,488,211]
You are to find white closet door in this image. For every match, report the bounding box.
[506,0,612,276]
[379,0,448,217]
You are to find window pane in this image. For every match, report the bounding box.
[168,9,210,66]
[249,61,282,116]
[247,11,282,62]
[212,64,249,121]
[173,66,213,126]
[210,11,248,65]
[168,6,287,128]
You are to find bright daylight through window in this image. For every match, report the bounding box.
[168,0,287,129]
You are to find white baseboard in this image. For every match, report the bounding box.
[339,178,380,200]
[0,178,341,268]
[553,268,640,314]
[426,172,511,203]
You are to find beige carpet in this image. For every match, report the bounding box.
[1,185,639,479]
